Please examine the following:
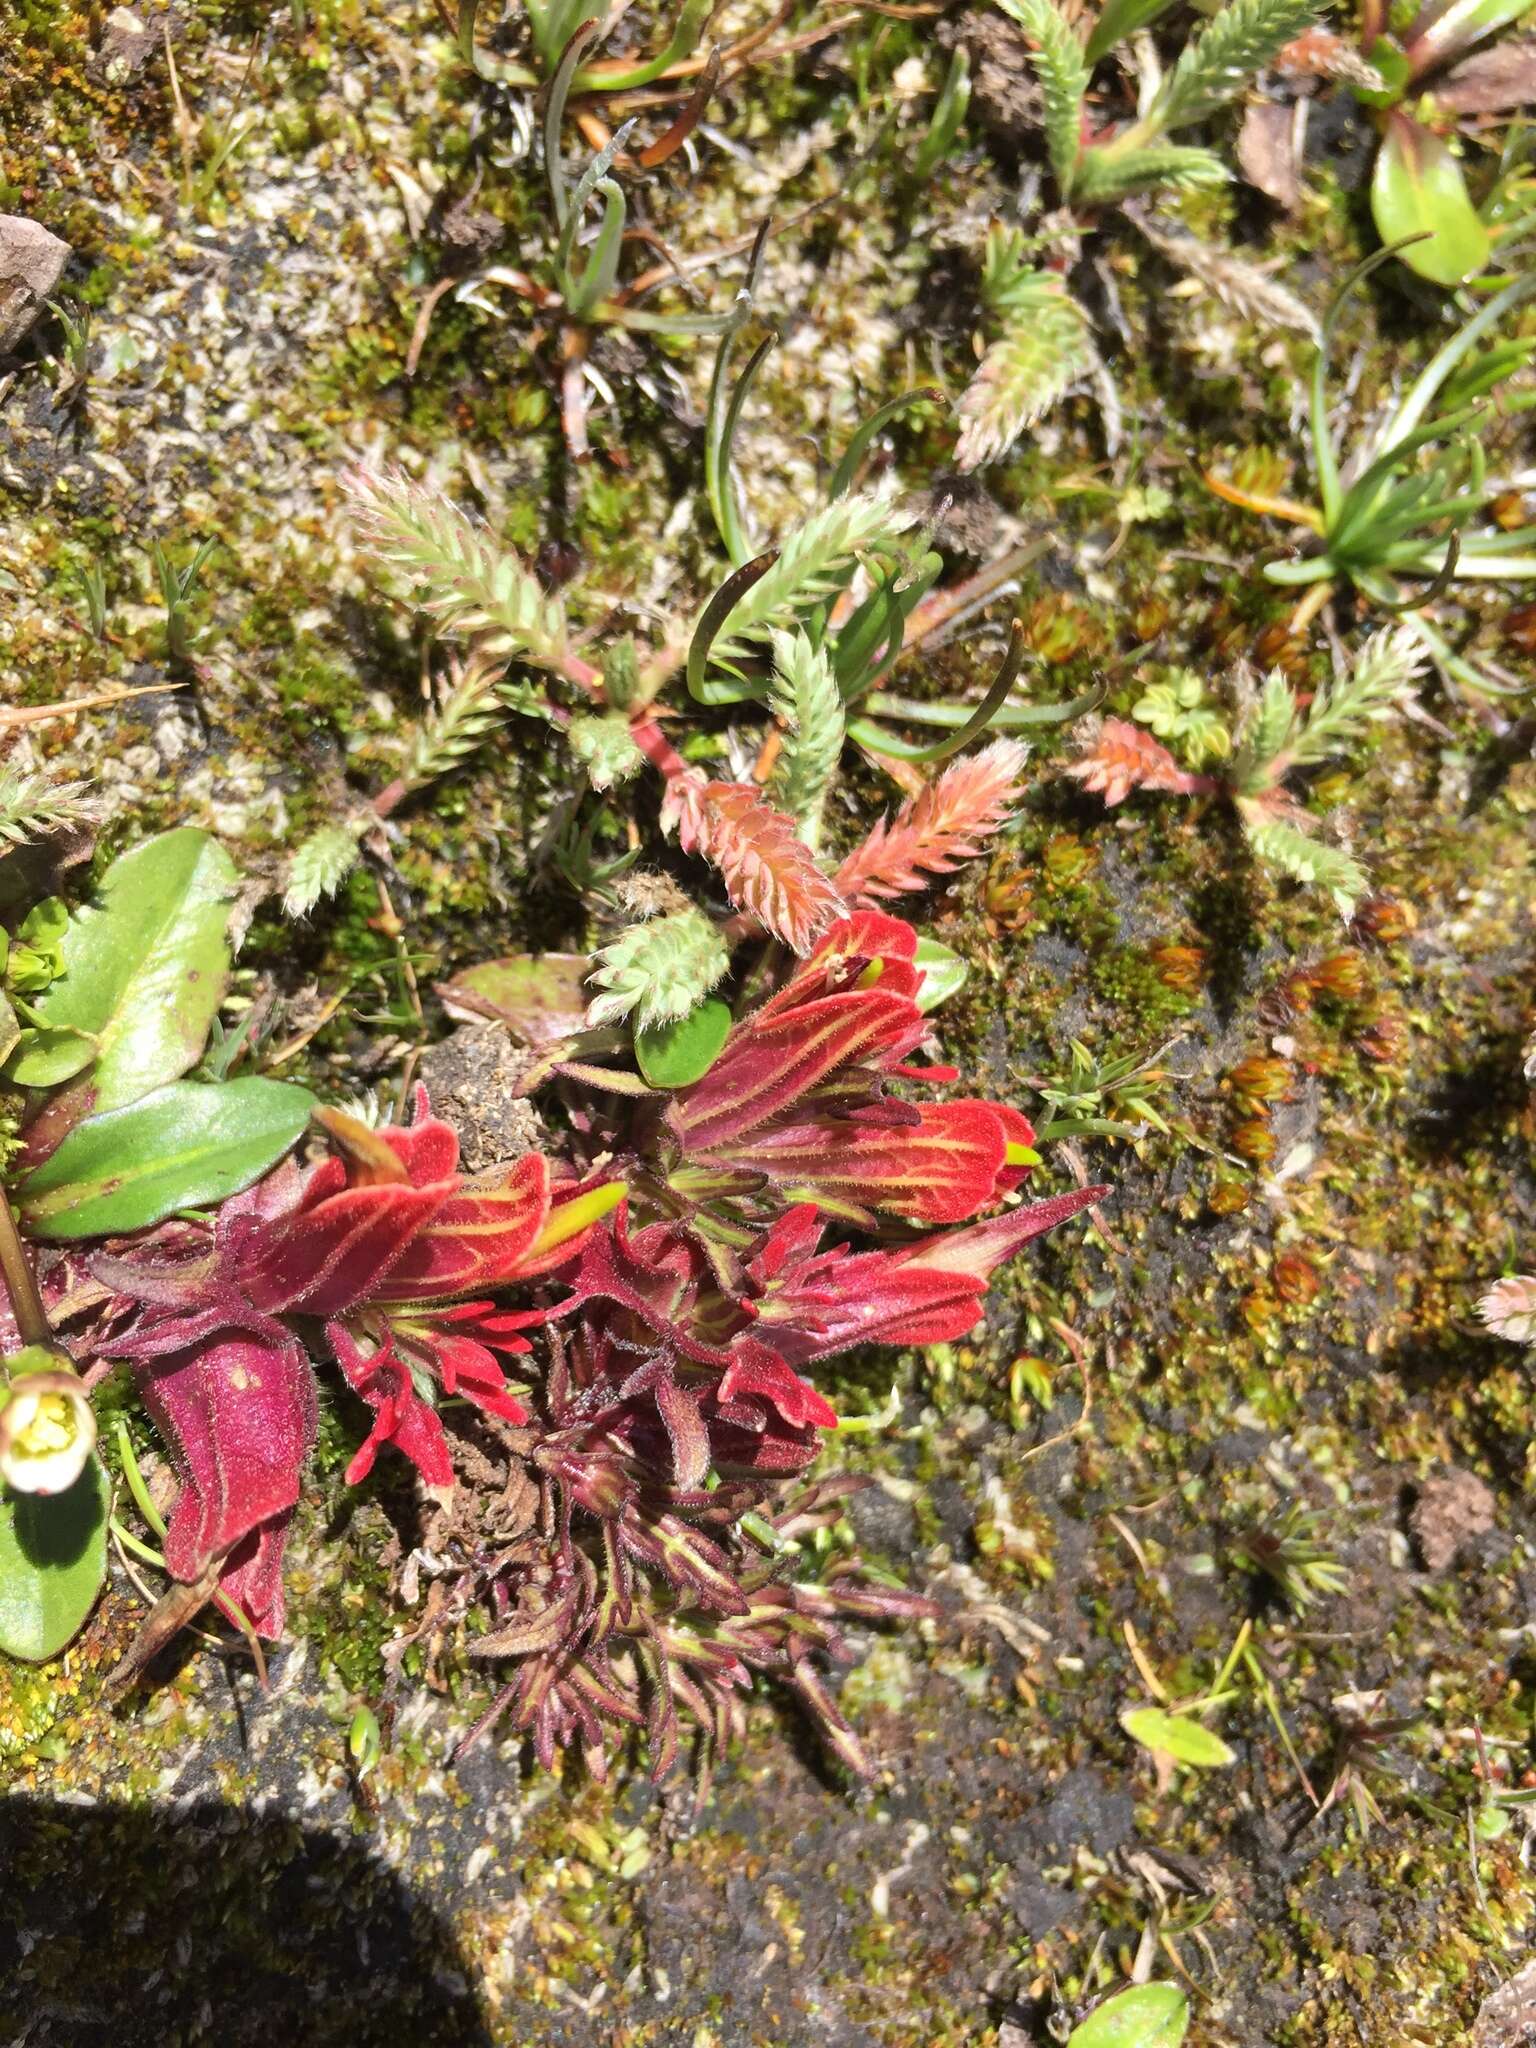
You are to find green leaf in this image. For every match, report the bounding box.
[1122,1706,1237,1767]
[1084,0,1180,63]
[17,1077,315,1239]
[913,937,970,1014]
[1067,1983,1191,2048]
[4,1025,98,1088]
[28,828,238,1119]
[1372,114,1490,287]
[438,952,593,1048]
[1073,143,1229,201]
[634,998,733,1088]
[1356,33,1413,103]
[0,1455,108,1662]
[1151,0,1320,130]
[995,0,1089,192]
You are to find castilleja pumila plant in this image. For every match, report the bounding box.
[79,910,1104,1776]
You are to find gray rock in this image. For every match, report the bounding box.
[0,216,70,355]
[98,5,157,81]
[1476,1960,1536,2048]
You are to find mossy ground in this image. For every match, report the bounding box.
[3,1,1536,2043]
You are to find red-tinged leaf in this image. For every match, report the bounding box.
[1067,718,1206,806]
[1371,111,1491,288]
[391,1301,536,1420]
[1437,39,1536,111]
[670,990,927,1153]
[633,1360,712,1488]
[716,1337,839,1431]
[1404,0,1534,75]
[556,1208,729,1363]
[668,774,846,953]
[436,951,592,1046]
[725,1099,1024,1225]
[832,739,1028,906]
[746,1187,1108,1361]
[235,1168,453,1316]
[328,1322,455,1489]
[129,1315,317,1637]
[374,1152,549,1300]
[899,1184,1111,1273]
[641,1514,752,1615]
[757,909,924,1018]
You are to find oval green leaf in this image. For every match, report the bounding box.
[1372,113,1490,287]
[0,1454,109,1662]
[1122,1706,1236,1768]
[17,1076,315,1239]
[27,827,238,1123]
[635,998,733,1089]
[913,936,970,1015]
[5,1024,99,1089]
[1068,1983,1190,2048]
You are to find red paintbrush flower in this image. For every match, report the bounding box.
[101,1089,622,1633]
[664,911,1040,1226]
[739,1192,1108,1365]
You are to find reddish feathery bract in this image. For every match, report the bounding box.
[667,772,846,954]
[1067,718,1207,807]
[832,738,1028,905]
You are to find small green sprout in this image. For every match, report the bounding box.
[1207,252,1536,688]
[1228,1499,1349,1614]
[1032,1039,1180,1143]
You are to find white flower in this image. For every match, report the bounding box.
[0,1364,97,1495]
[1479,1275,1536,1348]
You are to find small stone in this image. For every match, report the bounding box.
[0,216,70,355]
[1409,1468,1497,1572]
[1475,1959,1536,2048]
[97,6,157,82]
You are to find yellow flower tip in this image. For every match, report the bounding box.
[531,1179,627,1257]
[1005,1142,1042,1167]
[854,959,885,988]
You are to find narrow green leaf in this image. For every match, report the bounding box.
[28,828,237,1119]
[1152,0,1319,130]
[1122,1705,1237,1767]
[913,937,970,1014]
[634,998,733,1088]
[0,1455,108,1662]
[1085,0,1181,64]
[1372,114,1490,287]
[996,0,1089,191]
[1067,1982,1190,2048]
[18,1077,315,1239]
